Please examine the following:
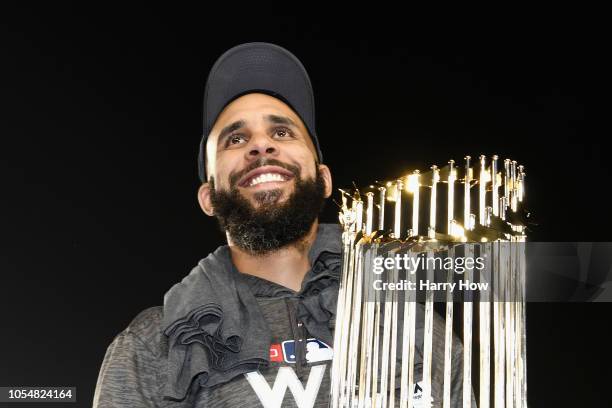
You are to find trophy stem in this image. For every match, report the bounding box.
[422,249,435,407]
[442,246,455,408]
[447,160,456,234]
[463,243,474,408]
[494,240,506,408]
[399,250,417,408]
[479,242,492,408]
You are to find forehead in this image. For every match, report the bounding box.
[211,93,303,131]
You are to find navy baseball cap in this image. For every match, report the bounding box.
[198,42,323,182]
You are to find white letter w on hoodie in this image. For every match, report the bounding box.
[244,364,326,408]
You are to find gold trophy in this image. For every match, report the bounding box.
[330,155,528,408]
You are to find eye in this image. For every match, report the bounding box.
[273,127,294,139]
[227,134,247,147]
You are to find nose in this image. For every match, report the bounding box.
[245,131,279,160]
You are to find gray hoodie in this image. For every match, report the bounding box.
[93,223,473,407]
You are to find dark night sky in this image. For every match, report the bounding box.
[0,7,608,407]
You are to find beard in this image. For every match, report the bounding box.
[209,162,326,255]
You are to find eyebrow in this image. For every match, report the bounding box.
[265,114,298,128]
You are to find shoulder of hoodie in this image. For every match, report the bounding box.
[120,305,167,357]
[115,249,231,358]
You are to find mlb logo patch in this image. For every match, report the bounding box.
[281,338,333,364]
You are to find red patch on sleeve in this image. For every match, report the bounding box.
[269,343,283,362]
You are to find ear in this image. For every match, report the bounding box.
[318,164,333,198]
[197,182,215,216]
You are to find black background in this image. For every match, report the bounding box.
[1,7,608,407]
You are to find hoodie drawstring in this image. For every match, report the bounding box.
[285,297,307,380]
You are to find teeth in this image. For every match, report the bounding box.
[248,173,286,186]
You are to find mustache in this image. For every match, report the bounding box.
[229,158,301,188]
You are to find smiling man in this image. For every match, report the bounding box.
[93,42,472,408]
[94,42,342,408]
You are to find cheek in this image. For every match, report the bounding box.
[300,155,318,179]
[287,145,318,177]
[214,154,241,189]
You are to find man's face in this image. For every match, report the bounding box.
[204,93,325,207]
[198,93,332,253]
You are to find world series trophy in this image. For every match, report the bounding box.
[329,155,528,408]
